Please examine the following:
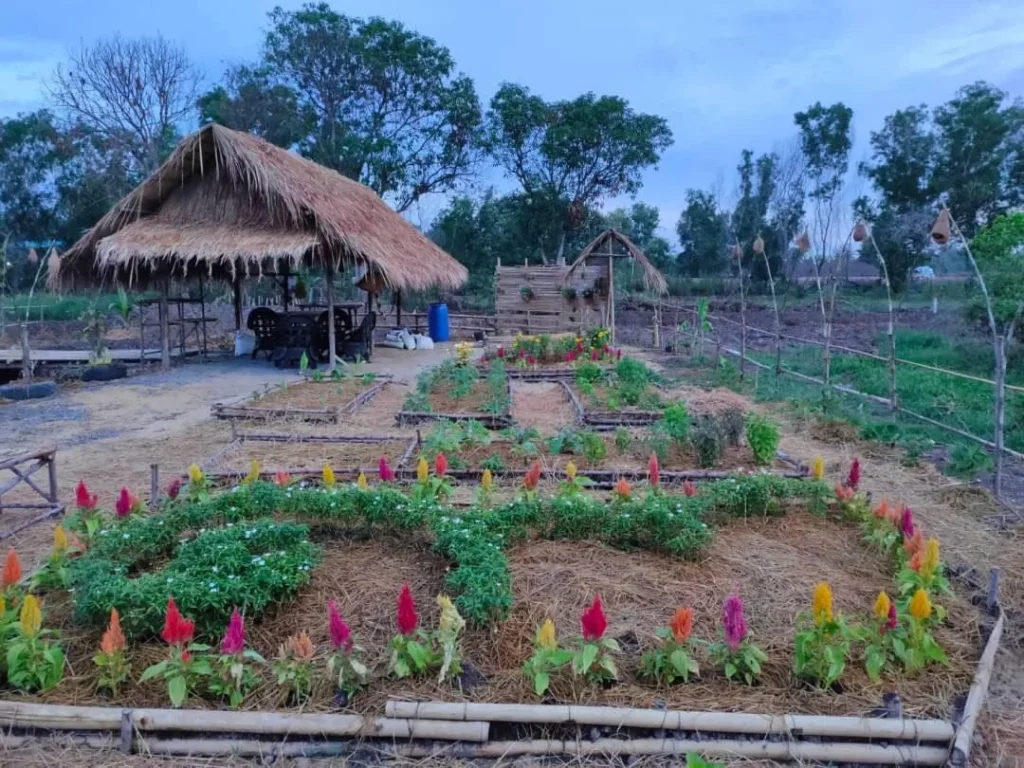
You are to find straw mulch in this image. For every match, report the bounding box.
[206,438,414,474]
[510,381,577,435]
[242,379,379,412]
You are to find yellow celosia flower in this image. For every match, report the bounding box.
[357,472,368,490]
[243,459,260,484]
[812,582,834,625]
[874,591,891,621]
[909,589,932,621]
[921,538,940,578]
[322,463,336,489]
[481,468,493,491]
[53,525,68,553]
[810,456,825,481]
[187,463,204,484]
[536,618,557,651]
[0,595,6,618]
[20,594,41,637]
[566,461,577,481]
[437,595,465,637]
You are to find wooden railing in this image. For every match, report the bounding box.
[0,446,64,539]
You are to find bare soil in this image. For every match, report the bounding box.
[244,378,379,412]
[426,380,501,415]
[209,438,415,474]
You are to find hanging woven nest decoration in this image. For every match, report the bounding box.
[852,220,868,243]
[795,232,811,253]
[931,209,952,245]
[753,234,765,254]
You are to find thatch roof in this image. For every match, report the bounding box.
[52,124,468,293]
[565,228,668,295]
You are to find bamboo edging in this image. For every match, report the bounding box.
[385,700,952,741]
[950,609,1005,767]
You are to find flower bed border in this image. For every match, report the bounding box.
[397,373,514,430]
[211,377,391,424]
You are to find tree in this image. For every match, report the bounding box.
[605,203,673,271]
[485,82,672,262]
[676,189,728,276]
[208,3,482,212]
[859,105,934,212]
[852,196,931,293]
[49,34,201,174]
[794,101,854,261]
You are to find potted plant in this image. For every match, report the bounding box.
[80,303,126,382]
[581,287,596,301]
[520,285,534,301]
[561,287,578,301]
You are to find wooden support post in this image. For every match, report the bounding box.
[652,304,661,350]
[198,274,208,360]
[233,273,242,331]
[325,261,337,372]
[159,284,171,371]
[150,464,159,508]
[47,453,58,505]
[987,568,1001,613]
[607,256,615,345]
[20,324,31,382]
[396,290,402,327]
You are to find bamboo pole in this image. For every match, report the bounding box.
[607,255,615,345]
[868,229,898,412]
[20,324,31,382]
[949,610,1004,767]
[395,738,948,764]
[159,283,171,371]
[385,701,952,741]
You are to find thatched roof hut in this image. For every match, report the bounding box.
[51,124,468,293]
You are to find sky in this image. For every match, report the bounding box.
[4,0,1024,237]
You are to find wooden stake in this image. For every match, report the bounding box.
[950,610,1004,766]
[159,283,170,371]
[149,464,159,508]
[325,260,337,372]
[608,255,616,345]
[20,324,31,382]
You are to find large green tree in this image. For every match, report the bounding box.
[484,83,672,262]
[676,189,728,277]
[794,101,853,261]
[201,3,482,212]
[605,203,673,270]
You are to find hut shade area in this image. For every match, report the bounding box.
[52,123,468,294]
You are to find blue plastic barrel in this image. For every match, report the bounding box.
[427,302,450,342]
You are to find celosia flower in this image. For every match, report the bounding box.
[115,486,137,518]
[417,457,429,483]
[243,459,261,484]
[20,594,41,638]
[722,593,748,652]
[323,463,336,488]
[900,506,915,538]
[847,458,860,490]
[885,603,898,632]
[166,477,182,500]
[327,600,352,652]
[2,548,22,587]
[438,595,465,638]
[528,355,537,366]
[909,550,924,572]
[286,632,316,660]
[648,454,660,487]
[220,608,246,655]
[921,538,940,579]
[161,597,195,646]
[356,472,368,490]
[670,607,693,643]
[614,477,631,499]
[873,499,890,519]
[274,471,291,487]
[496,347,506,359]
[566,461,577,480]
[909,589,932,621]
[580,594,607,641]
[0,596,6,617]
[101,608,126,655]
[481,468,493,491]
[397,585,418,635]
[682,481,697,497]
[536,619,557,651]
[874,592,892,621]
[810,457,824,481]
[75,480,98,510]
[887,504,903,526]
[616,349,623,361]
[53,525,68,553]
[434,453,448,477]
[834,484,855,502]
[904,530,924,558]
[812,582,834,625]
[379,456,396,483]
[524,461,541,491]
[187,464,204,484]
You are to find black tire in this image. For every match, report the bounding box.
[0,380,57,401]
[81,363,128,382]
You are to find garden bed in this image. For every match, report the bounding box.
[212,376,389,424]
[397,360,511,429]
[203,435,417,476]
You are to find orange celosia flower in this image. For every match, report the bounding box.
[274,471,291,487]
[669,607,693,643]
[2,548,22,587]
[285,631,316,660]
[904,530,924,558]
[872,499,890,519]
[909,550,924,572]
[614,477,631,499]
[834,484,855,502]
[524,461,542,491]
[100,608,126,655]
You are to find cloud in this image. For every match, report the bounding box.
[0,38,62,115]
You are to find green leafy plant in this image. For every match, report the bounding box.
[111,287,135,327]
[480,453,507,472]
[945,443,992,478]
[139,598,212,708]
[745,413,780,465]
[503,426,541,459]
[792,583,853,688]
[5,595,65,692]
[520,285,534,300]
[613,427,632,453]
[892,589,948,673]
[658,403,691,444]
[691,415,723,468]
[639,607,700,685]
[523,619,572,695]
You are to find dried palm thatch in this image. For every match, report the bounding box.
[565,229,668,295]
[50,124,468,293]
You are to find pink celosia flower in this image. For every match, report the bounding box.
[327,599,352,651]
[884,603,898,633]
[396,585,418,636]
[900,506,915,538]
[75,481,98,510]
[166,477,182,500]
[722,593,748,652]
[527,355,537,366]
[847,458,861,490]
[496,347,505,359]
[580,594,608,641]
[616,349,623,360]
[220,608,246,655]
[378,456,396,483]
[591,350,600,361]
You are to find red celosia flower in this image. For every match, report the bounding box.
[274,471,291,487]
[114,486,137,518]
[885,603,898,633]
[524,460,542,491]
[682,481,697,497]
[378,456,396,483]
[2,548,22,587]
[846,458,861,490]
[496,347,505,359]
[648,454,660,487]
[181,650,192,663]
[580,594,608,641]
[397,585,418,635]
[616,349,623,361]
[434,452,448,477]
[527,355,537,366]
[220,608,245,655]
[166,477,182,500]
[565,351,575,362]
[591,350,600,361]
[75,480,98,510]
[161,597,195,646]
[328,599,353,651]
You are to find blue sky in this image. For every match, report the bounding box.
[4,0,1024,235]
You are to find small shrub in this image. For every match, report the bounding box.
[945,443,992,478]
[719,407,745,446]
[659,403,691,444]
[481,453,507,473]
[745,414,780,466]
[691,416,723,468]
[613,427,632,454]
[581,432,607,463]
